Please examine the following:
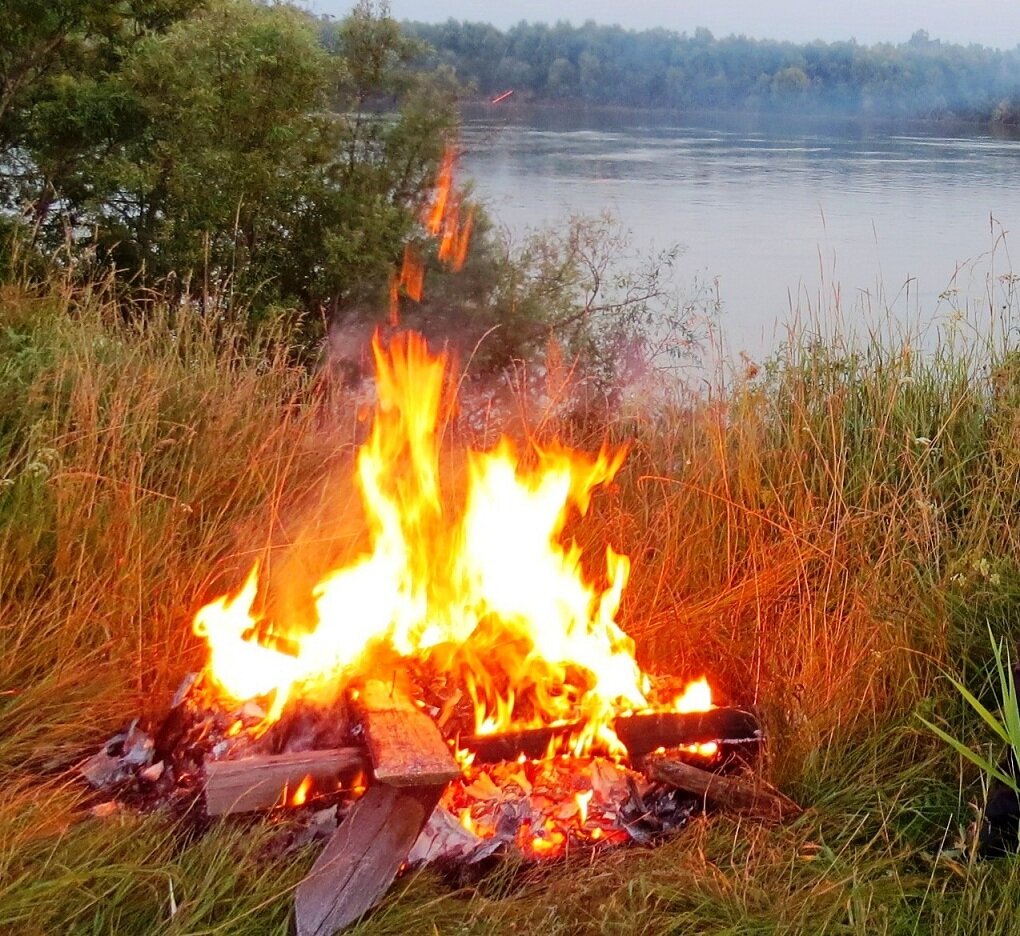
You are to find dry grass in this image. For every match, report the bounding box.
[3,275,1020,934]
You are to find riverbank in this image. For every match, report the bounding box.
[2,279,1020,933]
[461,99,1020,135]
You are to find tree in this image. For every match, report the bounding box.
[0,0,202,215]
[2,0,457,338]
[401,17,1020,119]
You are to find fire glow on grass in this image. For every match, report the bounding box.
[191,144,712,760]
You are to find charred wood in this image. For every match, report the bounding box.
[458,707,761,764]
[643,754,801,822]
[294,783,444,936]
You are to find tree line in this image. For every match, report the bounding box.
[404,20,1020,121]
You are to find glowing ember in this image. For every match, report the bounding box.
[437,755,660,861]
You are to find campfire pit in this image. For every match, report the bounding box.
[79,329,800,935]
[79,665,789,936]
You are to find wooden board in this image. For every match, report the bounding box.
[294,783,443,936]
[352,679,461,787]
[204,747,366,816]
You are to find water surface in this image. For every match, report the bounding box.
[460,109,1020,359]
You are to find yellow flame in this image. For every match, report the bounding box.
[575,789,592,825]
[193,332,711,755]
[673,677,713,713]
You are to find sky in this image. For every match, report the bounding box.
[311,1,1020,49]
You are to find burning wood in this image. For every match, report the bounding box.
[459,706,761,764]
[193,704,761,818]
[351,679,460,786]
[204,748,366,816]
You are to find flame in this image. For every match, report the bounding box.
[290,775,312,807]
[389,145,473,324]
[673,677,713,713]
[574,789,592,825]
[684,741,719,759]
[193,330,703,753]
[425,148,454,236]
[459,808,476,835]
[194,331,713,753]
[425,145,473,273]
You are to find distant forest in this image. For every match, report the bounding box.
[401,20,1020,122]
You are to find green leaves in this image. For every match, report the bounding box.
[2,0,457,341]
[920,627,1020,795]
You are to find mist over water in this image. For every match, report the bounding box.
[460,108,1020,363]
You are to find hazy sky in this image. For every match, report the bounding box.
[311,1,1020,49]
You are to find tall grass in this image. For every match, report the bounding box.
[3,271,1020,933]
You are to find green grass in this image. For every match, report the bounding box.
[3,275,1020,934]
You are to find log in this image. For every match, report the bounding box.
[458,706,761,764]
[294,783,443,936]
[204,748,366,816]
[643,755,802,822]
[352,679,461,787]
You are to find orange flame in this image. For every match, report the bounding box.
[389,145,473,323]
[673,677,713,714]
[425,148,455,236]
[290,775,313,807]
[191,330,712,754]
[194,142,709,755]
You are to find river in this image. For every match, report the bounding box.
[460,107,1020,362]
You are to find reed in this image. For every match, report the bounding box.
[2,272,1020,934]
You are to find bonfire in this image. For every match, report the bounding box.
[78,147,796,936]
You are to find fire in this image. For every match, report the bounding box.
[673,677,712,714]
[192,143,712,760]
[194,330,675,752]
[574,789,592,824]
[388,144,472,324]
[290,775,312,807]
[424,145,472,272]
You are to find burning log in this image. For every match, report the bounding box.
[643,755,802,823]
[459,706,761,764]
[351,679,461,787]
[294,783,444,936]
[204,748,367,816]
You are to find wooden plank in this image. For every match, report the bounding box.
[294,783,443,936]
[643,755,802,823]
[204,747,367,816]
[459,707,762,763]
[351,679,461,787]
